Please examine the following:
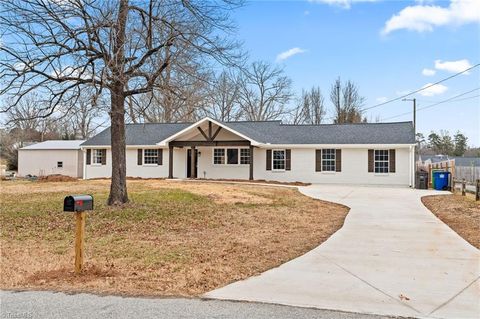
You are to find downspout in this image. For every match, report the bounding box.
[412,144,416,188]
[82,148,87,180]
[409,145,415,188]
[408,146,412,188]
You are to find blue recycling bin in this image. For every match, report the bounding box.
[432,171,450,190]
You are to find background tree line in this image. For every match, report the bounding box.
[416,131,476,157]
[1,59,367,171]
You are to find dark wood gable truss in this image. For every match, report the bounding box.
[168,120,254,180]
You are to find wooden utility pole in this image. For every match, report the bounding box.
[75,212,86,273]
[403,98,417,188]
[413,98,416,135]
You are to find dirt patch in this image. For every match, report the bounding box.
[422,195,480,249]
[38,174,78,182]
[196,178,310,186]
[0,179,348,297]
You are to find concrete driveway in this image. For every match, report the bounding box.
[205,185,480,319]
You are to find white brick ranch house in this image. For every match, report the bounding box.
[80,117,416,186]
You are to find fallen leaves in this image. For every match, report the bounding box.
[0,179,348,296]
[422,195,480,249]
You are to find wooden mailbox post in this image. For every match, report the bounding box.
[63,195,94,273]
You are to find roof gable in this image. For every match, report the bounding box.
[157,117,261,146]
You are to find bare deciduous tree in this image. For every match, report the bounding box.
[0,0,243,205]
[204,70,242,122]
[330,77,365,124]
[292,86,325,125]
[66,95,107,139]
[237,61,292,121]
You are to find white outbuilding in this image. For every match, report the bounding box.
[18,140,85,178]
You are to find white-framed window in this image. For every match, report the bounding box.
[143,149,158,165]
[93,149,103,164]
[213,148,250,165]
[227,149,238,164]
[240,148,250,165]
[322,149,336,172]
[374,150,389,173]
[213,148,225,164]
[57,161,63,168]
[272,149,286,171]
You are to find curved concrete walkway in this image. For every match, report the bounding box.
[205,185,480,319]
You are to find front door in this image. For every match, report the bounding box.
[186,149,198,178]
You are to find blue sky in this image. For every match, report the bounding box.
[232,0,480,146]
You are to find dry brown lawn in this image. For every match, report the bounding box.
[0,179,348,297]
[422,194,480,249]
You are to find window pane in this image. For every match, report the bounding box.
[240,148,250,164]
[144,149,158,164]
[213,148,225,164]
[374,149,389,173]
[93,149,103,164]
[272,150,285,170]
[321,149,336,171]
[227,149,238,164]
[273,150,285,160]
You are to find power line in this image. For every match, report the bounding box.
[362,63,479,112]
[382,87,480,121]
[323,63,479,122]
[414,93,480,104]
[414,94,480,105]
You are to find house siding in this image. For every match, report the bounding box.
[196,147,250,180]
[18,149,83,178]
[83,146,411,186]
[253,147,410,185]
[84,148,187,179]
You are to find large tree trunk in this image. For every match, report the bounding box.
[108,0,129,205]
[108,84,129,205]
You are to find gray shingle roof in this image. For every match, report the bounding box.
[21,140,85,150]
[81,120,415,146]
[81,123,190,146]
[224,121,415,144]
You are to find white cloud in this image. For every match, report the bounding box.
[376,97,388,103]
[304,10,310,15]
[276,47,306,62]
[308,0,378,9]
[382,0,480,35]
[434,59,473,74]
[422,68,436,76]
[419,83,448,96]
[50,66,79,78]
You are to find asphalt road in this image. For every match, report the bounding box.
[0,290,399,319]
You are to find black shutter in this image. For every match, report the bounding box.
[101,149,106,165]
[86,149,91,165]
[138,149,142,165]
[368,149,374,172]
[158,149,163,165]
[266,150,272,171]
[315,150,322,172]
[285,149,291,171]
[335,149,342,172]
[389,149,396,173]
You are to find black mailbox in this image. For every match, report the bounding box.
[64,195,94,212]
